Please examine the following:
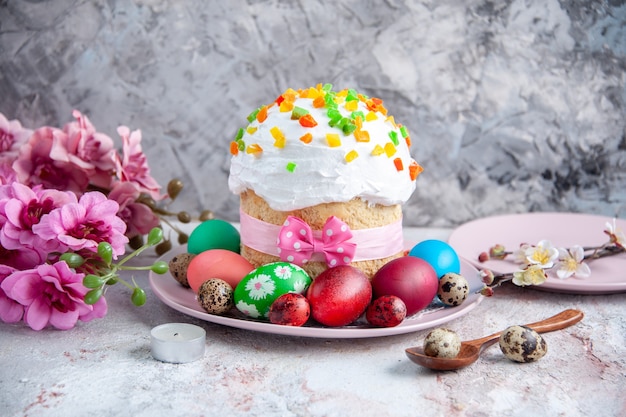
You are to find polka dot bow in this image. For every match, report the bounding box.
[277,216,356,267]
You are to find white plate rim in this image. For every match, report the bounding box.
[149,245,484,338]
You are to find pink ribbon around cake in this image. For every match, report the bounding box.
[239,209,404,267]
[277,216,356,266]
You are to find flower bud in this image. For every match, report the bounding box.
[147,228,164,246]
[131,287,147,307]
[83,274,105,289]
[155,240,172,256]
[480,269,495,285]
[60,252,85,268]
[167,179,184,200]
[129,235,144,250]
[199,210,215,221]
[489,244,507,260]
[177,211,191,223]
[136,194,156,209]
[150,261,169,275]
[97,242,113,265]
[84,288,103,305]
[479,287,495,297]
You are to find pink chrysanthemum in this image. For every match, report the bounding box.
[115,126,163,201]
[53,110,117,189]
[0,112,33,168]
[0,264,24,323]
[12,126,89,194]
[108,181,160,238]
[0,182,77,262]
[0,162,18,185]
[33,191,128,257]
[0,261,107,330]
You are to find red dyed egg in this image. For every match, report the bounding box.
[269,293,310,327]
[306,265,372,327]
[371,257,438,315]
[366,295,407,327]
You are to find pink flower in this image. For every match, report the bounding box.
[12,127,89,194]
[0,264,24,323]
[108,181,160,238]
[115,126,163,200]
[0,182,77,261]
[52,110,117,189]
[0,112,33,168]
[33,191,128,257]
[0,163,17,185]
[0,261,107,330]
[0,244,43,270]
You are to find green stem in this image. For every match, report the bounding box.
[116,243,152,267]
[118,265,154,271]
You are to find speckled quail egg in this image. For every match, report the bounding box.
[499,325,547,363]
[197,279,234,315]
[168,252,196,288]
[423,328,461,358]
[437,272,469,307]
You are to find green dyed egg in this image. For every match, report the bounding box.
[234,262,312,320]
[187,219,240,254]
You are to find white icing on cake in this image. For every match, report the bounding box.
[228,86,421,211]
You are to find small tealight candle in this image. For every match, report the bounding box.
[150,323,206,363]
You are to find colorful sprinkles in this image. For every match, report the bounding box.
[230,84,422,182]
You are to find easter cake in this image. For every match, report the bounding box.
[228,84,422,278]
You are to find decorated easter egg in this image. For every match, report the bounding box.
[187,249,254,292]
[187,219,241,254]
[234,262,312,320]
[409,239,461,278]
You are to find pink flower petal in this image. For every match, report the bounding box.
[48,306,80,330]
[0,292,24,323]
[23,297,52,331]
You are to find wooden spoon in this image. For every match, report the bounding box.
[405,309,584,371]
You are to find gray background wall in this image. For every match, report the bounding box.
[1,0,624,227]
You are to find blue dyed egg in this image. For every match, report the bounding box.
[408,239,461,278]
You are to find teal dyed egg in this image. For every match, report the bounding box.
[234,262,312,320]
[409,239,461,278]
[187,219,240,254]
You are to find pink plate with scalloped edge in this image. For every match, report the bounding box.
[448,212,626,294]
[149,245,484,338]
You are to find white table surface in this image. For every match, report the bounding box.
[1,227,625,417]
